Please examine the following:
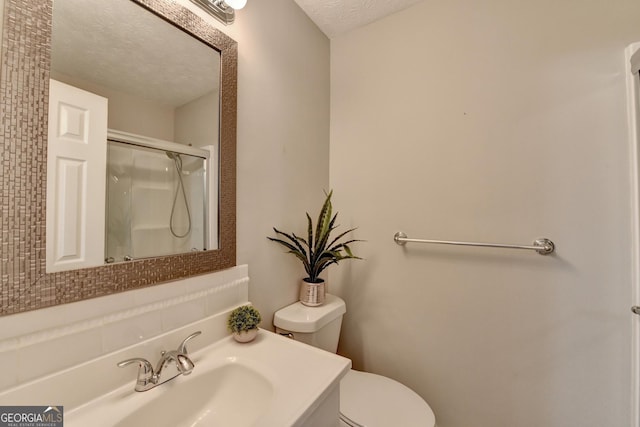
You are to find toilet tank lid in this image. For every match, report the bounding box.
[274,294,346,333]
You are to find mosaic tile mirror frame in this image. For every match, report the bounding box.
[0,0,238,315]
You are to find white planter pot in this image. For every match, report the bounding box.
[300,278,326,306]
[233,328,258,343]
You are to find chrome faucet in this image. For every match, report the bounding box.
[118,331,201,392]
[155,349,195,377]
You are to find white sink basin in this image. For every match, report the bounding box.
[64,330,350,427]
[115,363,272,427]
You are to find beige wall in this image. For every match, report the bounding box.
[175,89,219,148]
[330,1,640,426]
[175,0,330,325]
[50,70,176,141]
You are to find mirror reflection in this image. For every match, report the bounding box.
[106,141,208,263]
[0,0,236,315]
[50,0,222,265]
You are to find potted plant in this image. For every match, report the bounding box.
[227,305,262,343]
[268,190,361,306]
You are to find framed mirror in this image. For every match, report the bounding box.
[0,0,237,316]
[51,0,221,265]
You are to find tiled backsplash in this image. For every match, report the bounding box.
[0,265,249,393]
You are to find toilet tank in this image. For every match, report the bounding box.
[273,294,346,353]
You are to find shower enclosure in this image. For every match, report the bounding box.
[105,135,210,262]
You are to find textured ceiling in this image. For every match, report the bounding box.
[52,0,220,107]
[293,0,424,38]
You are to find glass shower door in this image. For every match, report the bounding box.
[105,141,207,262]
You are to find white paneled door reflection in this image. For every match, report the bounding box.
[46,79,107,273]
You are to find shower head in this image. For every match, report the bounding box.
[167,151,184,172]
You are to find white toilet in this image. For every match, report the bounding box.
[274,294,436,427]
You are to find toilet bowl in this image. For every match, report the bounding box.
[274,294,436,427]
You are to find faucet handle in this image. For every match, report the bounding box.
[117,357,153,373]
[178,331,202,354]
[117,357,156,391]
[176,353,195,375]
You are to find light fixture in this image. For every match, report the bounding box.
[224,0,247,9]
[189,0,247,25]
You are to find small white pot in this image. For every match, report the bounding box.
[233,328,258,343]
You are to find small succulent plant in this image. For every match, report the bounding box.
[227,305,262,333]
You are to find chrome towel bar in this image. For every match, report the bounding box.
[393,232,555,256]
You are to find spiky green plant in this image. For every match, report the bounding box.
[227,305,262,333]
[267,191,361,283]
